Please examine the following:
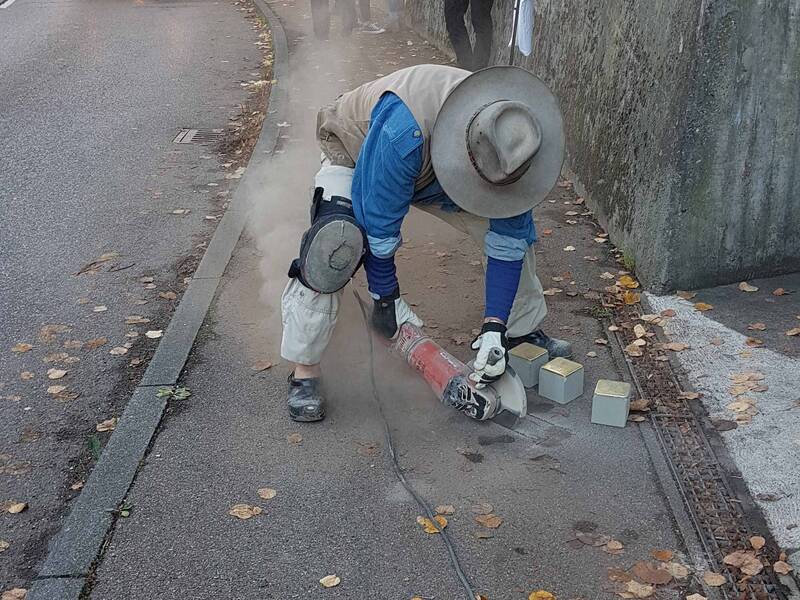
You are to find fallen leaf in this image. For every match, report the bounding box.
[0,540,8,553]
[678,391,701,400]
[632,339,647,347]
[576,532,611,547]
[541,228,553,236]
[786,327,800,337]
[46,385,66,395]
[773,561,793,575]
[703,571,726,586]
[749,535,766,550]
[618,275,639,289]
[1,588,27,600]
[694,302,714,312]
[631,561,672,585]
[595,338,609,345]
[229,504,262,519]
[594,237,608,244]
[601,272,616,280]
[10,343,32,353]
[563,246,576,252]
[623,291,641,305]
[665,562,690,579]
[605,539,624,553]
[543,288,563,296]
[664,342,689,352]
[608,568,633,583]
[435,504,455,515]
[474,530,494,539]
[748,323,767,331]
[724,550,763,575]
[625,343,643,357]
[634,324,647,338]
[772,288,787,296]
[46,368,67,380]
[586,351,597,358]
[93,305,108,312]
[125,315,150,325]
[608,325,620,332]
[249,360,272,372]
[676,290,697,300]
[417,514,447,534]
[84,337,108,350]
[686,595,706,600]
[660,309,676,317]
[159,291,178,300]
[145,330,163,339]
[630,399,651,412]
[727,400,754,413]
[19,372,34,381]
[257,487,277,500]
[319,575,341,588]
[471,502,493,515]
[745,337,764,347]
[739,282,759,292]
[529,592,555,600]
[109,347,129,356]
[651,549,673,562]
[96,418,117,432]
[709,337,724,346]
[1,501,27,514]
[475,514,503,529]
[624,580,655,598]
[70,481,84,491]
[287,432,303,444]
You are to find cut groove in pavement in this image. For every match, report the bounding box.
[24,2,290,598]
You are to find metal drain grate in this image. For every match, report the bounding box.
[173,128,225,145]
[613,302,789,600]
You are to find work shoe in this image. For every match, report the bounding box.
[508,329,573,359]
[287,373,326,422]
[358,20,386,34]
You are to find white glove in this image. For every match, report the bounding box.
[469,321,508,389]
[372,291,423,339]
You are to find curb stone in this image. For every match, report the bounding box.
[26,3,289,597]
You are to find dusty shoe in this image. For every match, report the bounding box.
[358,20,386,34]
[287,373,326,422]
[508,329,572,358]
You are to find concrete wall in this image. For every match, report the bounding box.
[406,0,800,292]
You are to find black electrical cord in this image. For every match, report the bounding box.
[353,290,478,600]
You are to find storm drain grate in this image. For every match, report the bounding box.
[613,301,789,600]
[173,128,225,145]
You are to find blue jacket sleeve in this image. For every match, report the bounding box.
[483,211,536,322]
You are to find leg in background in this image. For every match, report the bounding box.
[337,0,357,35]
[310,0,331,39]
[470,0,495,69]
[444,0,474,70]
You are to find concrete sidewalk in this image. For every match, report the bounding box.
[86,1,702,598]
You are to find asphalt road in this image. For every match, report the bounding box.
[0,0,262,589]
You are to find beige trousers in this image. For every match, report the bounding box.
[280,173,548,365]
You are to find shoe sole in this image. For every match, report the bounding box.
[289,410,326,422]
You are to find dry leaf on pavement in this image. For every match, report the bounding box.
[630,399,651,412]
[435,504,455,515]
[529,591,555,600]
[46,385,66,395]
[660,309,676,317]
[417,515,447,534]
[319,575,340,588]
[723,550,763,575]
[84,337,108,350]
[702,571,726,586]
[773,561,793,575]
[739,282,759,292]
[474,514,503,529]
[1,588,27,600]
[650,549,673,562]
[786,327,800,337]
[0,540,8,553]
[563,246,576,252]
[686,595,707,600]
[618,275,639,289]
[772,288,787,296]
[145,330,163,339]
[543,288,563,296]
[96,418,117,432]
[694,302,714,312]
[11,343,33,353]
[678,391,701,400]
[664,342,689,352]
[631,561,672,585]
[623,291,641,305]
[46,368,67,380]
[748,323,767,331]
[109,347,129,356]
[665,562,690,579]
[608,568,632,583]
[159,291,178,300]
[605,539,624,554]
[287,433,302,444]
[471,502,493,515]
[229,504,262,519]
[750,536,766,550]
[745,337,764,347]
[125,315,150,325]
[595,338,609,345]
[257,488,277,500]
[625,343,643,357]
[1,501,27,514]
[575,532,611,547]
[634,324,647,338]
[624,580,655,598]
[251,360,273,372]
[677,290,697,300]
[20,372,34,381]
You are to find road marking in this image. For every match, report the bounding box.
[0,0,18,9]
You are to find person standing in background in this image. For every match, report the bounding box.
[444,0,494,70]
[310,0,392,39]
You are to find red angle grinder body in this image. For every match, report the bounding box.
[392,323,527,423]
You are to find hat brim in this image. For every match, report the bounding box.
[431,66,565,219]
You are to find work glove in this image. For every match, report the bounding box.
[470,321,508,389]
[371,287,423,339]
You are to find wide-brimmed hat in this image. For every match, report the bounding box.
[431,66,565,219]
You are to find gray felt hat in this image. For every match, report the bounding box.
[431,66,565,219]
